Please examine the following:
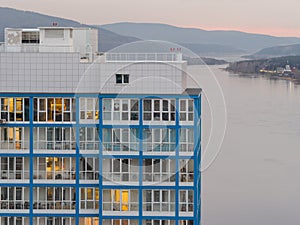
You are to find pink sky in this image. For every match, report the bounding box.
[1,0,300,37]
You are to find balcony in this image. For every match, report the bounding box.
[0,201,30,210]
[33,201,75,210]
[1,170,30,180]
[33,170,76,181]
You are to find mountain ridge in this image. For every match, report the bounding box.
[100,22,300,52]
[0,7,140,52]
[243,44,300,59]
[2,7,300,59]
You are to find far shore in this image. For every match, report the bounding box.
[222,68,300,83]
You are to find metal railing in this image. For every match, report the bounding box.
[0,170,30,179]
[105,53,182,62]
[33,170,76,180]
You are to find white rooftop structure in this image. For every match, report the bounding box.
[3,27,98,62]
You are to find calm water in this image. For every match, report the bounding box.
[201,65,300,225]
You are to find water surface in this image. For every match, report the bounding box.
[201,65,300,225]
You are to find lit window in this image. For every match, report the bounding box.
[0,97,30,122]
[33,98,76,122]
[103,189,138,211]
[79,98,99,122]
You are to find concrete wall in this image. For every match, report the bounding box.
[0,52,186,94]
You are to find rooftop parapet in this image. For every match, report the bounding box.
[0,43,4,52]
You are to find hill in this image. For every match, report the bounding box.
[100,22,300,53]
[0,7,139,52]
[243,44,300,59]
[226,56,300,74]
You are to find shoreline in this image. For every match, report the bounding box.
[222,68,300,83]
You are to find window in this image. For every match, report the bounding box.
[80,157,99,180]
[143,220,175,225]
[80,188,99,209]
[179,221,194,225]
[103,189,138,211]
[103,128,139,152]
[179,160,194,182]
[79,218,99,225]
[143,159,175,182]
[179,190,194,212]
[0,187,29,210]
[79,127,99,151]
[22,31,39,44]
[180,99,194,122]
[33,187,75,210]
[143,190,175,212]
[33,217,75,225]
[0,98,29,122]
[45,29,64,38]
[103,158,139,182]
[142,129,176,153]
[0,157,27,180]
[33,98,76,122]
[0,217,29,225]
[33,157,76,180]
[103,99,139,121]
[103,219,138,225]
[33,127,76,150]
[0,127,29,150]
[116,74,129,84]
[79,98,99,122]
[179,129,194,153]
[143,99,175,122]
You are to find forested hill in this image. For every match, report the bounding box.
[227,56,300,74]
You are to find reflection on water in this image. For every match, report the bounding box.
[201,65,300,225]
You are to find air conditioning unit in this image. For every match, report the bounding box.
[0,119,7,124]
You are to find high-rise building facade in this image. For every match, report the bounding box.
[0,27,201,225]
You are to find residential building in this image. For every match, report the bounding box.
[0,27,201,225]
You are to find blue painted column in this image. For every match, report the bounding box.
[138,98,143,225]
[99,96,103,225]
[175,98,180,225]
[75,96,80,225]
[193,95,201,225]
[29,96,34,225]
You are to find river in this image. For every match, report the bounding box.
[201,65,300,225]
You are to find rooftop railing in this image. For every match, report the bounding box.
[105,53,183,62]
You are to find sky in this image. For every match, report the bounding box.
[0,0,300,37]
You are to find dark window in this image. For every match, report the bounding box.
[22,32,39,44]
[116,74,122,84]
[123,74,129,83]
[116,74,129,84]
